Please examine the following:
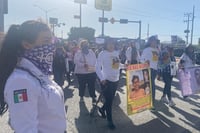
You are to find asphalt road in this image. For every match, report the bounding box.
[0,73,200,133]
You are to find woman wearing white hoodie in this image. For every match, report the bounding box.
[140,36,160,109]
[96,38,121,130]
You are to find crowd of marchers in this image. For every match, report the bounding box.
[0,20,198,132]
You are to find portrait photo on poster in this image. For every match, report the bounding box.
[128,70,150,100]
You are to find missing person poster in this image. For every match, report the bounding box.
[178,66,200,96]
[126,64,153,115]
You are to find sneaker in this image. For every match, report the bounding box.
[168,100,176,107]
[183,96,190,101]
[80,97,84,102]
[98,107,106,118]
[160,96,168,104]
[108,121,116,130]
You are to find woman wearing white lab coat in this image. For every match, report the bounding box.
[0,20,66,133]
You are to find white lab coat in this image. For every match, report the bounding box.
[4,58,66,133]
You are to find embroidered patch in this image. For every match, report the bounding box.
[14,89,28,103]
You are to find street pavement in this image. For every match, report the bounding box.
[0,72,200,133]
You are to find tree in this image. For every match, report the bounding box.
[68,27,95,41]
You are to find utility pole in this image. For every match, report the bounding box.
[190,6,195,45]
[102,10,105,37]
[184,13,192,44]
[79,3,82,28]
[0,0,4,32]
[74,0,87,28]
[0,0,8,32]
[138,21,142,46]
[147,23,149,38]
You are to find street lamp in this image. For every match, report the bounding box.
[52,23,65,36]
[33,4,55,24]
[74,0,87,28]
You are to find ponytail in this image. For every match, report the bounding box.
[0,25,22,115]
[0,20,50,115]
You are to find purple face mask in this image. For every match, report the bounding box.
[22,43,55,75]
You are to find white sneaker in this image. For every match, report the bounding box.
[168,100,176,107]
[160,96,168,103]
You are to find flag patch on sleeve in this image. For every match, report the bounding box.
[14,89,28,103]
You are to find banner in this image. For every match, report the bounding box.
[178,66,200,96]
[126,64,153,115]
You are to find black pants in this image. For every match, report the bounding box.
[151,69,157,104]
[66,61,75,83]
[162,72,173,100]
[76,73,96,98]
[101,80,119,122]
[54,71,65,87]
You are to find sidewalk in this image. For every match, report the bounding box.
[0,75,200,133]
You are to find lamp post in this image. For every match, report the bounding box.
[52,23,65,36]
[0,0,8,32]
[74,0,87,28]
[0,0,4,32]
[33,4,55,24]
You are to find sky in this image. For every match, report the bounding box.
[3,0,200,44]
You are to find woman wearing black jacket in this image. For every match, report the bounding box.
[53,46,67,87]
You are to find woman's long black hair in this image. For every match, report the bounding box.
[0,20,50,115]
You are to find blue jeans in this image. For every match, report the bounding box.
[151,69,157,105]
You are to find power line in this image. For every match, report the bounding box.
[184,13,192,44]
[183,6,195,44]
[191,6,195,45]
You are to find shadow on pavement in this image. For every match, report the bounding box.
[151,111,192,133]
[75,102,98,133]
[153,100,175,118]
[172,106,200,131]
[191,108,200,115]
[171,86,200,108]
[156,85,200,109]
[74,92,191,133]
[63,86,74,102]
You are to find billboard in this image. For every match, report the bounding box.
[49,17,58,25]
[95,0,112,11]
[74,0,87,4]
